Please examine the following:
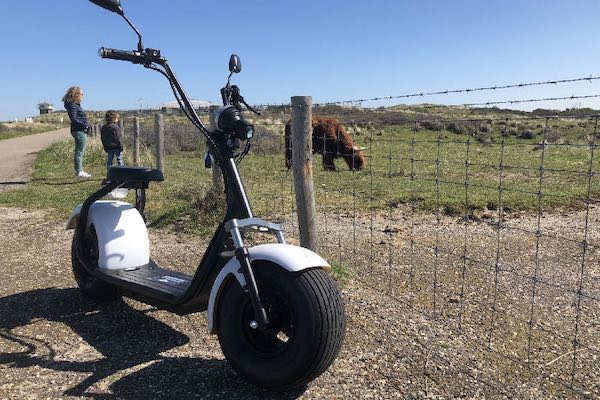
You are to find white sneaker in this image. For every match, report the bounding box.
[77,171,91,178]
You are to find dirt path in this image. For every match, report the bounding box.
[0,128,70,191]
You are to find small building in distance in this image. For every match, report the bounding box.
[38,102,54,115]
[160,99,213,114]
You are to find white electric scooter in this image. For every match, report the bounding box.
[66,0,345,389]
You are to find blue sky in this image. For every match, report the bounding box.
[2,0,600,121]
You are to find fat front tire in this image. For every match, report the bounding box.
[71,225,120,301]
[216,263,346,389]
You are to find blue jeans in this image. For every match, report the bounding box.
[71,131,88,173]
[106,149,124,173]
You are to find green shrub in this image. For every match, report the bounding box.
[251,126,284,154]
[446,122,465,134]
[518,129,535,139]
[420,121,444,131]
[545,128,562,143]
[475,130,493,145]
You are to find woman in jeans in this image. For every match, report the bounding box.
[63,86,91,178]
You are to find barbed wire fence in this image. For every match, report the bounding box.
[290,76,600,397]
[114,75,599,397]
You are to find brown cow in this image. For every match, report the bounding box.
[285,117,366,171]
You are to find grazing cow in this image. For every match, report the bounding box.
[285,117,366,171]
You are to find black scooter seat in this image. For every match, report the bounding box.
[108,166,164,182]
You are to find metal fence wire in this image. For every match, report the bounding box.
[119,81,599,396]
[300,110,600,398]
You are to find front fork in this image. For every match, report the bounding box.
[225,218,286,328]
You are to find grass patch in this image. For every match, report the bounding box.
[330,263,350,287]
[241,122,600,219]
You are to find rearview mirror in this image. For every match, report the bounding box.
[89,0,124,15]
[229,54,242,73]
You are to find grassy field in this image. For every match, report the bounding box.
[0,106,599,234]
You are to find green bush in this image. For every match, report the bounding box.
[518,129,535,139]
[420,121,444,131]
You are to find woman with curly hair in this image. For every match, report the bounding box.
[63,86,91,178]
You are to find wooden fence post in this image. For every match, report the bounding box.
[291,96,318,252]
[208,105,223,191]
[155,113,165,173]
[133,116,140,166]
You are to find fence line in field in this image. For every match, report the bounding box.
[287,95,600,397]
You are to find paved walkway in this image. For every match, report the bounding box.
[0,128,70,191]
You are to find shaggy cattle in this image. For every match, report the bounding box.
[285,117,366,171]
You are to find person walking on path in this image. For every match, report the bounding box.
[100,110,124,179]
[63,86,91,178]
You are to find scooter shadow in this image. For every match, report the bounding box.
[0,288,305,399]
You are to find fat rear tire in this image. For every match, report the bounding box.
[71,225,120,301]
[216,263,345,389]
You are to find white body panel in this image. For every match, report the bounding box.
[207,243,330,333]
[66,200,150,270]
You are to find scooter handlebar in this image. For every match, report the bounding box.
[99,47,145,64]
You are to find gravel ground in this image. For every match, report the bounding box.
[0,205,598,399]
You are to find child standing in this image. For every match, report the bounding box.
[100,110,124,178]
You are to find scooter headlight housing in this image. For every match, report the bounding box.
[216,105,254,141]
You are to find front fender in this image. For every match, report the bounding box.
[207,243,330,334]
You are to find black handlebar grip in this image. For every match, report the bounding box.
[98,47,144,63]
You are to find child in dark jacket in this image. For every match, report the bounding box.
[100,110,124,178]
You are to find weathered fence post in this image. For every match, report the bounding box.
[208,105,223,191]
[291,96,318,251]
[133,116,140,166]
[155,113,165,173]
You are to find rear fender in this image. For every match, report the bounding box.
[207,243,330,334]
[66,200,149,270]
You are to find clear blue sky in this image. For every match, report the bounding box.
[2,0,600,121]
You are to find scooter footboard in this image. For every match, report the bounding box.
[66,200,150,270]
[207,243,330,333]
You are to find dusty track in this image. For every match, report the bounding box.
[0,128,70,191]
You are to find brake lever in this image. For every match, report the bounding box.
[230,85,261,115]
[242,99,261,116]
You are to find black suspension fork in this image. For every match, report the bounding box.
[221,157,269,327]
[228,220,269,327]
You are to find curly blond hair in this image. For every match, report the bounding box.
[62,86,83,104]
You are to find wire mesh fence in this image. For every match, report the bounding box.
[305,111,600,397]
[114,97,599,396]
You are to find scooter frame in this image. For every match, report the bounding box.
[66,37,331,331]
[67,150,331,331]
